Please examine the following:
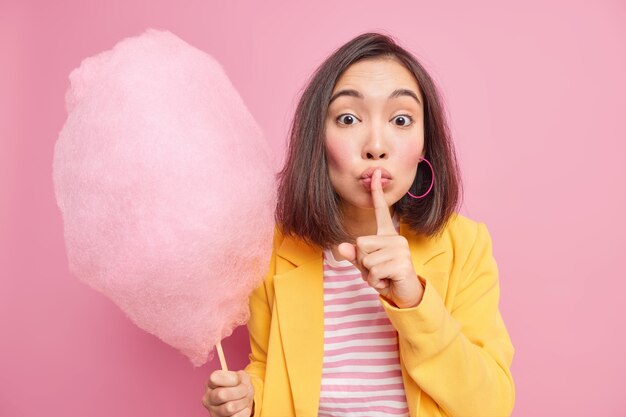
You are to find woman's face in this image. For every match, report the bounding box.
[324,57,425,213]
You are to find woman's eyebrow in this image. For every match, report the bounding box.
[329,88,421,105]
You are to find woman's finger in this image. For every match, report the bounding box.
[361,248,395,271]
[354,234,400,254]
[208,370,240,389]
[215,396,253,416]
[354,243,371,280]
[367,261,397,289]
[201,388,213,409]
[231,407,254,417]
[210,384,248,405]
[337,242,357,262]
[370,169,396,236]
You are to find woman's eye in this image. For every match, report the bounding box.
[392,115,414,127]
[336,114,360,126]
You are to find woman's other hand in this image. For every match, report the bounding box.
[201,370,254,417]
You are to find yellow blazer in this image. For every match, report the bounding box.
[245,213,515,416]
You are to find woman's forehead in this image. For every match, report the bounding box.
[332,58,421,100]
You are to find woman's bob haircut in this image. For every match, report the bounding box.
[276,32,463,249]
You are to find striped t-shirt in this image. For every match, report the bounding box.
[318,219,409,416]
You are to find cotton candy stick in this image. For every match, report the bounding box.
[216,342,228,371]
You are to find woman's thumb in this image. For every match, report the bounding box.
[337,242,357,263]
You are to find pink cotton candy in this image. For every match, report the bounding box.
[53,29,276,367]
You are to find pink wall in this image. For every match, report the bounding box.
[2,0,625,416]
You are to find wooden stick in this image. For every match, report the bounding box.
[216,341,228,371]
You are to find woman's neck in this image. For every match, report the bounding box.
[342,208,378,238]
[330,203,396,261]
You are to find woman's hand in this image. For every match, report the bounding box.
[338,168,424,309]
[201,370,254,417]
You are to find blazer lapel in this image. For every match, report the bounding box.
[400,222,446,287]
[399,220,447,268]
[398,220,448,416]
[273,236,324,416]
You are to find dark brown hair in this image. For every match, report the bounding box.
[276,32,463,249]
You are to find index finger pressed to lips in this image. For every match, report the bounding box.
[371,168,396,235]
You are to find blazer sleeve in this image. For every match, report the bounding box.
[380,222,516,417]
[243,227,280,417]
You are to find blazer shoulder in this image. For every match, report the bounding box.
[446,212,480,231]
[444,212,490,251]
[271,224,286,250]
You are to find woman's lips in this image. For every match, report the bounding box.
[360,177,390,191]
[359,167,392,191]
[360,167,392,180]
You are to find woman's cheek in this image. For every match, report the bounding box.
[396,141,424,190]
[399,141,423,168]
[325,137,354,175]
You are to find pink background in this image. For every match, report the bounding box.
[2,0,625,416]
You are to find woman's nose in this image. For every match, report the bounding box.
[362,126,388,160]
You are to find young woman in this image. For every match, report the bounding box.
[202,32,515,417]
